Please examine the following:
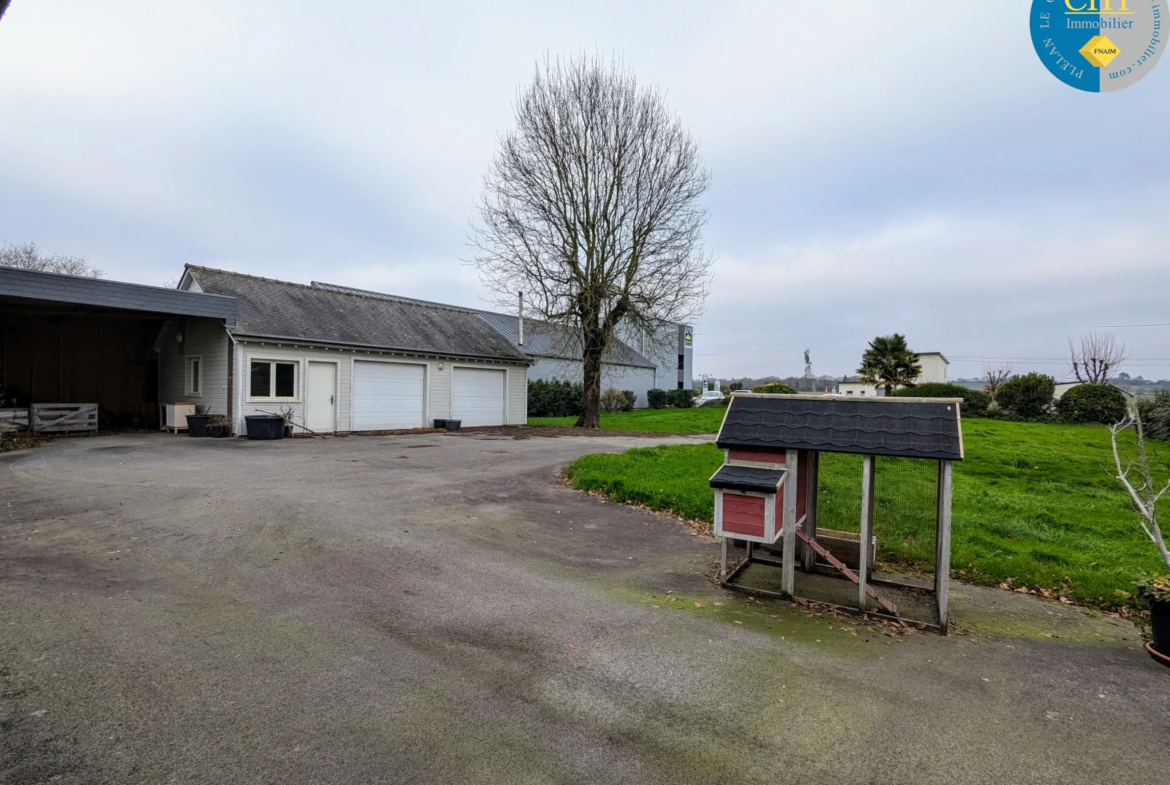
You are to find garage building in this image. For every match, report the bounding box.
[165,266,530,433]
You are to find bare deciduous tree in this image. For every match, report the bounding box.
[471,54,713,428]
[0,242,103,278]
[1110,404,1170,570]
[1069,331,1130,384]
[983,363,1015,398]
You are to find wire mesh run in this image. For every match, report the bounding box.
[814,453,864,536]
[727,453,945,630]
[872,456,938,583]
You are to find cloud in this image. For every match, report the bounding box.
[1,1,1167,378]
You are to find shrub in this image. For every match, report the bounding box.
[751,382,798,395]
[996,372,1056,421]
[1056,383,1129,425]
[528,379,583,417]
[620,390,637,412]
[891,383,991,414]
[647,389,668,409]
[666,388,699,408]
[701,396,730,408]
[600,388,626,414]
[1138,390,1170,441]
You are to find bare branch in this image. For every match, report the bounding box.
[1069,331,1131,384]
[1109,406,1170,570]
[0,241,103,278]
[983,363,1015,397]
[469,54,713,427]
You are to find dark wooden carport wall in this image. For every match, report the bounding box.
[0,268,236,430]
[0,304,165,427]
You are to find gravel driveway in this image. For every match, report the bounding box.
[1,432,1166,785]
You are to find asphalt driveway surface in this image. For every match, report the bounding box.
[1,432,1166,785]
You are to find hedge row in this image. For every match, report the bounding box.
[890,383,991,414]
[528,380,583,417]
[600,389,637,413]
[1138,391,1170,441]
[648,389,699,409]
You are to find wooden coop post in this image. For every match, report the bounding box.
[781,449,798,596]
[858,454,875,611]
[802,450,819,572]
[936,459,954,630]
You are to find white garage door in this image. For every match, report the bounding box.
[352,361,426,431]
[452,367,506,427]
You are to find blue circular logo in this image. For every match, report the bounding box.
[1030,0,1165,91]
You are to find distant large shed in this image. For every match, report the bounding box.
[711,393,963,631]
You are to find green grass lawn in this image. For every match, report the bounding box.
[563,416,1170,609]
[529,407,727,434]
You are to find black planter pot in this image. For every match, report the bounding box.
[186,414,211,437]
[1152,598,1170,657]
[244,415,285,440]
[444,419,462,432]
[206,424,230,438]
[432,419,447,430]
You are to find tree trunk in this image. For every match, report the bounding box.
[884,384,893,397]
[576,326,605,429]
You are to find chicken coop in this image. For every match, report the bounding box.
[711,393,963,632]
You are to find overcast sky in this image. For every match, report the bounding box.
[1,1,1167,381]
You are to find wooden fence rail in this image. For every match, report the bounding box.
[0,408,30,431]
[31,403,99,434]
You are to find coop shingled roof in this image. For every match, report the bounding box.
[715,395,963,461]
[708,465,786,494]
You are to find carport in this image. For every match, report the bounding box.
[0,267,236,429]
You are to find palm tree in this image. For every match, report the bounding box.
[858,334,922,396]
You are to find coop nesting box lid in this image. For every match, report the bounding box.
[709,464,786,494]
[716,394,964,461]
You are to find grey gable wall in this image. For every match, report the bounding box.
[157,318,232,416]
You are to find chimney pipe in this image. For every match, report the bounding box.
[518,291,524,346]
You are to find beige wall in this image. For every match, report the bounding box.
[915,354,949,384]
[232,340,528,433]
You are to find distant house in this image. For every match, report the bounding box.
[839,351,949,396]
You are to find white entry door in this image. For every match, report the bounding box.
[306,362,337,433]
[352,361,426,431]
[452,367,506,426]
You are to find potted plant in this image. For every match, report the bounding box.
[205,415,231,438]
[1109,404,1170,666]
[1137,577,1170,663]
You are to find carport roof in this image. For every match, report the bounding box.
[0,266,237,324]
[186,266,530,363]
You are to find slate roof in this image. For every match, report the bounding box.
[0,265,236,324]
[709,464,786,493]
[185,266,529,363]
[716,394,964,461]
[311,280,656,369]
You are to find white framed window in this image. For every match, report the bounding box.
[249,359,299,402]
[186,355,203,396]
